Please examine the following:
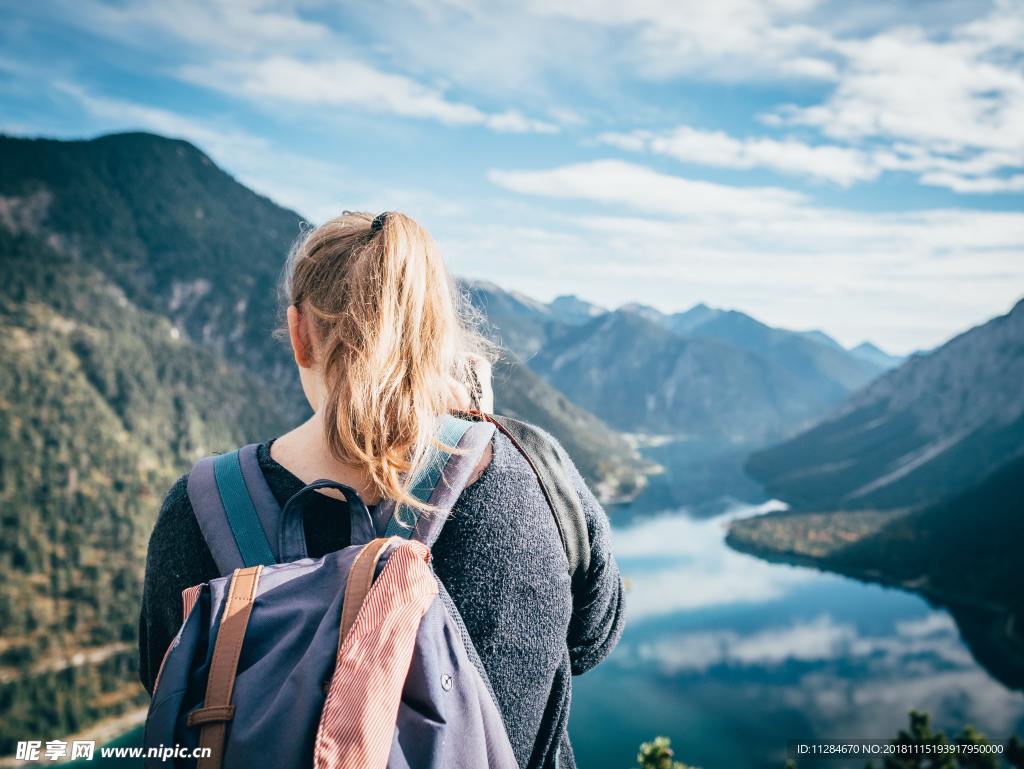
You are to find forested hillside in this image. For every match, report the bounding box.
[0,132,306,417]
[0,230,290,752]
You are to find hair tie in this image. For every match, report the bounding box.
[370,212,389,234]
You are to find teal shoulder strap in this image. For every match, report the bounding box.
[213,450,277,567]
[385,415,476,538]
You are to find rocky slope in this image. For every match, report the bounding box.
[746,298,1024,511]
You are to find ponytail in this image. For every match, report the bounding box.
[283,211,489,511]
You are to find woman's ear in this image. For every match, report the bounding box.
[287,304,315,368]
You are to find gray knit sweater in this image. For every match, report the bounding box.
[138,428,625,769]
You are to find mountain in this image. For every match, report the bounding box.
[490,358,650,502]
[548,294,605,325]
[797,328,847,352]
[665,302,721,334]
[0,132,306,419]
[617,301,669,327]
[850,341,905,370]
[675,308,882,397]
[529,309,835,441]
[462,279,558,359]
[746,298,1024,511]
[460,287,887,441]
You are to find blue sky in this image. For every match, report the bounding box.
[2,0,1022,353]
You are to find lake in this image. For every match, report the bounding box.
[569,499,1024,769]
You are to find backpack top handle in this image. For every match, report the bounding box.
[190,415,495,573]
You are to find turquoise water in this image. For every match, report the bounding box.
[569,502,1024,769]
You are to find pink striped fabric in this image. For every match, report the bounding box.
[154,583,205,692]
[181,584,203,622]
[314,539,438,769]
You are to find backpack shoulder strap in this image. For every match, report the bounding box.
[379,414,495,547]
[187,444,279,574]
[486,414,592,583]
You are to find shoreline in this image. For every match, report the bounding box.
[725,520,1024,690]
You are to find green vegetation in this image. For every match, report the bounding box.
[634,736,699,769]
[862,711,1023,769]
[0,131,310,423]
[492,357,651,502]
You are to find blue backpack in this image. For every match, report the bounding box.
[143,413,589,769]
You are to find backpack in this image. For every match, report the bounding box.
[143,413,589,769]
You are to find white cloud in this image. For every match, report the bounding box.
[919,171,1024,194]
[529,0,840,82]
[49,0,560,135]
[179,56,558,133]
[55,0,332,56]
[54,82,265,158]
[598,126,877,186]
[533,0,1024,193]
[489,159,804,217]
[766,2,1024,191]
[634,615,858,673]
[52,82,359,221]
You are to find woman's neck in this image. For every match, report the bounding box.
[270,412,382,505]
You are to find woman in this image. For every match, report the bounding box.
[138,211,624,769]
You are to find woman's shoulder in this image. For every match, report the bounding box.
[484,417,562,476]
[483,417,580,481]
[468,417,590,507]
[149,472,199,552]
[146,470,220,583]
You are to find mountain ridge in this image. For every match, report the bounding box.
[467,282,888,442]
[746,297,1024,511]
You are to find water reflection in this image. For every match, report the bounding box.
[570,503,1024,769]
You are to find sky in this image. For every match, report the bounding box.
[1,0,1023,354]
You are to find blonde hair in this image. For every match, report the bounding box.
[282,211,489,511]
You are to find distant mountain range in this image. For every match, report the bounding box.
[849,341,905,370]
[466,281,893,442]
[746,298,1024,511]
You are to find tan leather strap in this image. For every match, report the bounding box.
[187,565,262,769]
[340,538,392,645]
